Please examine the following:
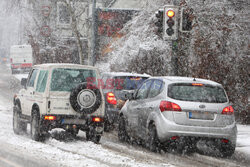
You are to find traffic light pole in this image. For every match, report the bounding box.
[171,40,179,76]
[162,5,179,76]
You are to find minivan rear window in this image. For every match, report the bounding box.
[168,83,228,103]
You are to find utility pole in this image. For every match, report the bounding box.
[171,41,179,76]
[90,0,97,66]
[171,0,179,76]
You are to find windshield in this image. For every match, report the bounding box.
[50,68,96,91]
[114,76,148,90]
[168,83,228,103]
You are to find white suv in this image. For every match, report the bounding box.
[13,64,105,143]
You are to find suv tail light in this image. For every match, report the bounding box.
[222,106,234,115]
[44,115,56,120]
[221,139,229,143]
[159,101,181,112]
[106,92,117,105]
[92,117,103,123]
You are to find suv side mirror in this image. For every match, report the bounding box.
[125,92,134,100]
[21,78,27,88]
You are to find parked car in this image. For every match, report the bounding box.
[13,64,105,143]
[101,72,150,131]
[118,76,237,157]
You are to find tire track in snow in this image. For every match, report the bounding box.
[46,142,118,167]
[46,137,172,167]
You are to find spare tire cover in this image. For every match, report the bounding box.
[70,83,102,114]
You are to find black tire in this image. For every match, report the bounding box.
[13,105,27,134]
[70,83,102,114]
[219,143,235,157]
[147,124,160,152]
[86,130,91,141]
[104,120,112,132]
[86,126,101,144]
[66,128,79,137]
[31,111,44,141]
[92,135,101,144]
[118,116,129,142]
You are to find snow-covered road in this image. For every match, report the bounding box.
[0,64,249,167]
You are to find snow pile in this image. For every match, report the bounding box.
[236,124,250,156]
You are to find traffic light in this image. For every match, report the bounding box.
[180,8,193,32]
[155,9,163,33]
[164,5,178,40]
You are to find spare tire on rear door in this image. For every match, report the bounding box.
[70,83,102,114]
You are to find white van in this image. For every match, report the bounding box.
[10,45,33,74]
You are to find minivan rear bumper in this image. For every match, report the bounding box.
[156,115,237,145]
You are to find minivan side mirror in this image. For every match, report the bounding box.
[21,78,27,88]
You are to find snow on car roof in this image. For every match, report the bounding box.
[102,72,150,77]
[34,63,98,70]
[152,76,221,86]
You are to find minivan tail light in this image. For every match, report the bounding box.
[106,92,117,105]
[222,106,234,115]
[160,101,181,112]
[192,83,203,86]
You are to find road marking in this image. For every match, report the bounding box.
[0,156,22,167]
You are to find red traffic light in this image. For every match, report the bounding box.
[167,10,175,18]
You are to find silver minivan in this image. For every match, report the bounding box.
[118,76,237,157]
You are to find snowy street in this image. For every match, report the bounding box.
[0,63,249,167]
[0,0,249,166]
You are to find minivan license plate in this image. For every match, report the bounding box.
[189,111,214,120]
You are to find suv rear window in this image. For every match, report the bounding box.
[168,83,228,103]
[50,68,96,91]
[114,76,148,90]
